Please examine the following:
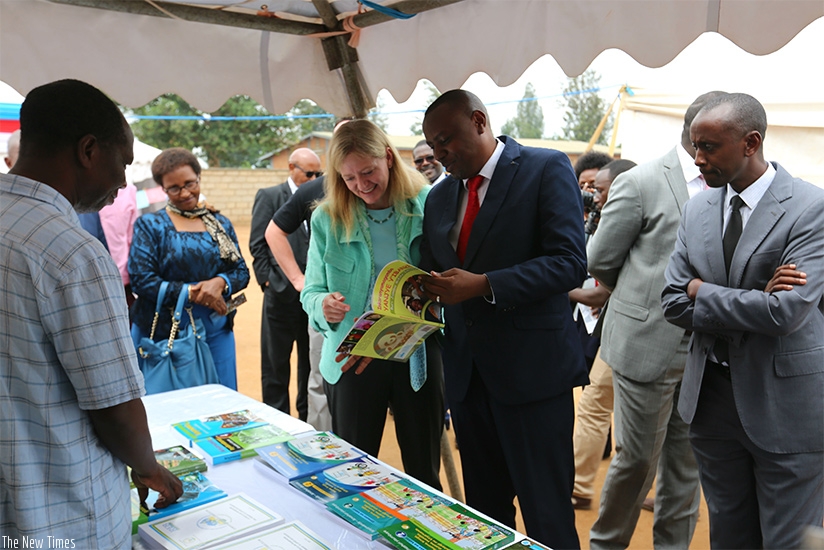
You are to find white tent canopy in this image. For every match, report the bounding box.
[1,0,822,116]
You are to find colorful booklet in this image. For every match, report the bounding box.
[194,424,294,465]
[130,445,207,489]
[255,431,365,480]
[172,409,268,441]
[138,493,284,550]
[217,520,333,549]
[378,504,515,550]
[326,479,454,540]
[131,471,227,534]
[336,260,444,362]
[289,456,401,504]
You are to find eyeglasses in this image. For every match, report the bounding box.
[295,165,323,179]
[163,178,199,196]
[414,155,435,166]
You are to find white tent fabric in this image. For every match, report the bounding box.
[1,0,822,115]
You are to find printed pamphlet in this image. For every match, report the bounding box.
[289,456,400,504]
[194,424,294,465]
[131,471,226,534]
[326,479,454,540]
[172,409,268,441]
[336,260,444,362]
[255,431,365,480]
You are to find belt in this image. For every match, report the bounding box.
[706,359,731,381]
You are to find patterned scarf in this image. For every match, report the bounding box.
[166,202,241,264]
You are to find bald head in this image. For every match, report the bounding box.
[287,147,321,186]
[4,129,20,169]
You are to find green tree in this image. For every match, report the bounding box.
[409,80,441,135]
[501,83,544,139]
[556,70,612,145]
[128,94,333,167]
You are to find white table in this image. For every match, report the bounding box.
[138,384,388,549]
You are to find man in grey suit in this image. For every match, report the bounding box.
[662,93,824,549]
[250,148,320,420]
[587,92,725,549]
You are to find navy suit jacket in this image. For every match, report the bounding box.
[420,136,589,406]
[249,182,309,300]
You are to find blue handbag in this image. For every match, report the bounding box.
[137,282,220,394]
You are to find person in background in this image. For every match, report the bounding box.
[569,158,636,511]
[99,181,139,307]
[412,139,447,185]
[301,119,444,489]
[420,89,587,548]
[264,117,352,432]
[586,92,725,549]
[129,147,250,390]
[0,78,181,546]
[250,148,320,420]
[662,92,824,549]
[574,151,613,224]
[3,128,20,169]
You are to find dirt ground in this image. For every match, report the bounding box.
[231,224,710,549]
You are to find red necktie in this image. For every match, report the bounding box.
[456,175,484,262]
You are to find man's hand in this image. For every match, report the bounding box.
[131,464,183,509]
[421,269,491,305]
[337,352,373,375]
[687,278,703,301]
[765,264,806,293]
[322,292,350,323]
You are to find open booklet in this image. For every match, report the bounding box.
[335,260,444,362]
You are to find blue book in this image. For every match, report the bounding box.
[194,424,294,465]
[131,471,227,534]
[256,431,365,480]
[289,457,400,504]
[172,409,267,440]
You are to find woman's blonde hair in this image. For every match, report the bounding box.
[320,119,427,237]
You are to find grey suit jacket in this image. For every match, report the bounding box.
[662,163,824,453]
[587,147,690,382]
[249,182,309,299]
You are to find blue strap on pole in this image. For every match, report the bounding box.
[359,0,415,20]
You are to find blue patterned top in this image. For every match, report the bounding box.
[129,210,250,338]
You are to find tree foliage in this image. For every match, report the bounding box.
[127,94,333,167]
[501,83,544,139]
[556,70,612,145]
[409,80,441,136]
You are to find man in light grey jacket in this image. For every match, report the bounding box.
[586,91,725,549]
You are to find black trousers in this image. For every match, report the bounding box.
[451,367,579,549]
[324,340,444,490]
[260,287,310,420]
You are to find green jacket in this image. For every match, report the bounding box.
[301,186,429,384]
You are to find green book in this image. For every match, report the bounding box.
[194,424,294,465]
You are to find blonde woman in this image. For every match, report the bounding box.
[301,120,443,489]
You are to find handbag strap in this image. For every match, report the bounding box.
[147,281,170,341]
[166,284,191,349]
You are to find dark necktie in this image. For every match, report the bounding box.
[723,195,745,276]
[456,175,484,263]
[715,194,745,365]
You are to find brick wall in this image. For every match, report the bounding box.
[200,168,289,225]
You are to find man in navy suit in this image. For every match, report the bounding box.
[420,90,588,548]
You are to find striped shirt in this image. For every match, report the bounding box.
[0,174,144,547]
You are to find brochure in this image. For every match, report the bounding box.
[255,431,365,480]
[138,493,284,550]
[131,471,227,534]
[172,409,268,441]
[326,479,454,540]
[194,424,294,465]
[217,521,333,550]
[336,260,444,362]
[378,504,515,550]
[289,456,401,504]
[130,445,207,489]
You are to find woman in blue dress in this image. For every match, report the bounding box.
[129,148,249,389]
